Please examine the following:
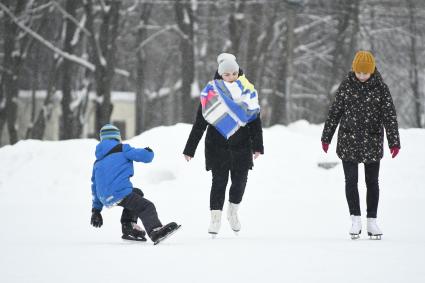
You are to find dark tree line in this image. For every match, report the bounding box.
[1,0,425,146]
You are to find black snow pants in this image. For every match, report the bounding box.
[342,161,380,218]
[118,188,162,235]
[210,168,249,210]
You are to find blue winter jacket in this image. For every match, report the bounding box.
[91,139,154,211]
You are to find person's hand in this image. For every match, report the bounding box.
[390,147,400,158]
[253,152,261,160]
[144,147,153,152]
[90,208,103,228]
[322,142,329,153]
[184,155,192,162]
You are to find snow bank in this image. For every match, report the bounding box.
[0,122,424,283]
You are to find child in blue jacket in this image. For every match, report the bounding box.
[90,124,180,244]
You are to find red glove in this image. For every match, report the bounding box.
[390,147,400,158]
[322,142,329,153]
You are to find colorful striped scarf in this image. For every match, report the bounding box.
[200,75,260,139]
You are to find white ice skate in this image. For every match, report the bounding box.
[367,218,383,240]
[227,202,241,235]
[208,210,222,238]
[349,215,362,240]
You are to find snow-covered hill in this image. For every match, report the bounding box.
[0,122,424,283]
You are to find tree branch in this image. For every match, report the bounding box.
[52,1,92,36]
[0,1,129,77]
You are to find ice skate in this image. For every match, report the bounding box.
[150,222,181,245]
[121,222,147,242]
[227,202,241,234]
[349,215,362,240]
[367,218,383,240]
[208,210,222,238]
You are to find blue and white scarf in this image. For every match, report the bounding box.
[200,75,260,139]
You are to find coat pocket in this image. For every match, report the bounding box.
[341,125,353,133]
[367,126,383,135]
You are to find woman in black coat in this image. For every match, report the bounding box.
[183,53,264,237]
[321,50,400,240]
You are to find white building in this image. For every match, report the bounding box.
[0,90,136,146]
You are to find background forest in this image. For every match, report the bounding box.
[0,0,424,146]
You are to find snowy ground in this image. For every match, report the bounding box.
[0,121,424,283]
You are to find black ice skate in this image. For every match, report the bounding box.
[121,222,147,242]
[149,222,181,245]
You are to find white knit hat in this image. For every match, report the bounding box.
[217,53,239,75]
[217,53,236,64]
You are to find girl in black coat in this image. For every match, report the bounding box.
[321,50,401,240]
[183,53,264,237]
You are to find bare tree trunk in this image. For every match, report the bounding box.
[270,60,286,126]
[84,0,121,135]
[135,3,153,135]
[284,3,296,125]
[175,0,195,123]
[228,0,246,54]
[0,79,6,142]
[1,0,27,144]
[407,0,422,128]
[369,6,375,52]
[325,0,352,102]
[347,0,360,68]
[25,50,40,139]
[31,57,62,140]
[269,1,301,126]
[316,0,360,123]
[60,0,80,139]
[31,9,64,140]
[245,2,263,79]
[254,2,280,91]
[74,74,91,137]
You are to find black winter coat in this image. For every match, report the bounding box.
[321,71,400,163]
[183,104,264,171]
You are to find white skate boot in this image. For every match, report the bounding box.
[367,218,383,240]
[349,215,362,239]
[208,210,222,238]
[227,202,241,234]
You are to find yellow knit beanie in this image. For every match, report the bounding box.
[352,51,375,74]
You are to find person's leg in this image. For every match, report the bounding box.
[210,168,230,210]
[226,169,248,232]
[364,161,380,218]
[120,188,144,225]
[208,168,229,235]
[228,169,249,205]
[118,191,162,235]
[342,161,361,216]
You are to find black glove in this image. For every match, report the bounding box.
[91,208,103,228]
[144,147,153,152]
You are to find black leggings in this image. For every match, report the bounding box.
[342,161,380,218]
[118,188,162,234]
[210,168,249,210]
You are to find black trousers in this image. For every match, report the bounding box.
[210,168,249,210]
[342,161,380,218]
[118,188,162,235]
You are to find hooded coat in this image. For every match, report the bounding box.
[91,139,154,210]
[321,71,400,163]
